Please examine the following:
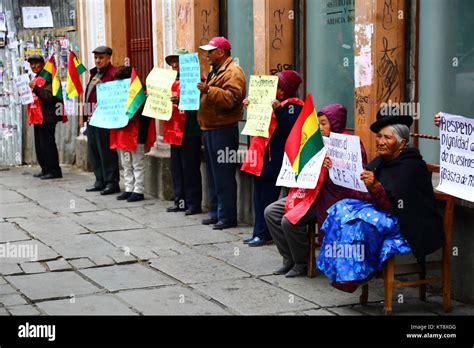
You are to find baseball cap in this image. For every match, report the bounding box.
[199,37,232,51]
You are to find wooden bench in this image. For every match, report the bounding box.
[359,164,454,315]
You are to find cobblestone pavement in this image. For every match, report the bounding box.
[1,165,473,316]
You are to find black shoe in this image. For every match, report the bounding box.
[33,171,45,178]
[248,236,273,247]
[166,205,186,212]
[212,221,237,230]
[40,173,62,180]
[243,236,254,244]
[273,263,294,275]
[285,265,307,278]
[86,185,103,192]
[184,209,202,216]
[127,193,144,202]
[100,186,120,195]
[117,192,132,200]
[202,218,218,225]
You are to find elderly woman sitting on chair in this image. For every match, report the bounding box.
[317,107,444,293]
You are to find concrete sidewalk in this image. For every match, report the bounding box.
[0,165,473,316]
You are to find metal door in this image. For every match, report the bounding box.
[126,0,154,82]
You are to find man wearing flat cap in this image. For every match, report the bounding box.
[84,46,121,195]
[197,37,247,230]
[27,55,63,180]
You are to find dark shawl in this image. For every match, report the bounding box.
[366,147,444,264]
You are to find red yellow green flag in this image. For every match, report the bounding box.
[66,50,86,99]
[39,56,63,101]
[126,67,146,119]
[276,93,327,189]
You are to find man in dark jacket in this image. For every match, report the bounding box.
[84,46,120,195]
[27,55,62,180]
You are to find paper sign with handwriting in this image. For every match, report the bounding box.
[241,75,278,138]
[323,132,367,192]
[143,68,177,121]
[16,74,34,105]
[178,53,201,111]
[437,112,474,202]
[89,79,130,129]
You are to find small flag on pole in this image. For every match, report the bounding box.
[39,56,63,101]
[276,93,327,189]
[66,50,86,99]
[125,67,146,119]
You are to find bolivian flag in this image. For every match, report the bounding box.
[66,50,86,99]
[276,93,327,189]
[126,67,146,119]
[39,56,63,101]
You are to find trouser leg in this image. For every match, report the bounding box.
[33,124,46,173]
[87,125,104,187]
[120,150,134,193]
[253,176,281,240]
[281,198,318,266]
[180,136,202,211]
[170,144,185,208]
[39,123,61,176]
[203,131,218,220]
[131,144,145,194]
[264,197,293,265]
[208,126,238,223]
[95,127,119,187]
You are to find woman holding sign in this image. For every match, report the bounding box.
[163,48,203,215]
[241,70,304,247]
[264,104,370,277]
[317,107,443,293]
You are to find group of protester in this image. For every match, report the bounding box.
[26,36,444,292]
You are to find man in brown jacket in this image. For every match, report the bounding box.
[197,37,246,230]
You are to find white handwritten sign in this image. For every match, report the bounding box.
[276,148,327,189]
[323,132,367,192]
[437,112,474,202]
[241,75,278,138]
[15,74,34,105]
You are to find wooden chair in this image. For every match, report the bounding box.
[359,164,454,315]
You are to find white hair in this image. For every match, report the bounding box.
[388,124,410,146]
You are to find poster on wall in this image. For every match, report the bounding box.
[22,7,54,29]
[15,74,34,105]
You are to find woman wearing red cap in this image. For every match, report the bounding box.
[241,70,304,246]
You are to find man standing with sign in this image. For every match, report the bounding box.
[84,46,120,195]
[27,55,63,180]
[197,37,247,230]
